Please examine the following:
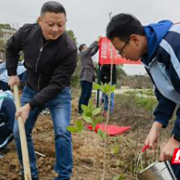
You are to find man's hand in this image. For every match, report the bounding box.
[8,75,20,90]
[15,103,31,123]
[144,122,162,150]
[159,136,180,161]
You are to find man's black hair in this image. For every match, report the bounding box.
[79,44,86,52]
[41,1,66,16]
[106,13,144,41]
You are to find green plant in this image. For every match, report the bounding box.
[93,82,116,95]
[113,175,124,180]
[67,83,117,180]
[66,119,83,133]
[67,83,116,137]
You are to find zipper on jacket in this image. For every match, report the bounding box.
[35,43,48,91]
[35,43,48,72]
[37,74,41,91]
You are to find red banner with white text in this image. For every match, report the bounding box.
[98,37,141,65]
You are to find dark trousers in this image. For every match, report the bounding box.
[171,164,180,180]
[0,81,9,91]
[0,97,15,148]
[78,81,92,114]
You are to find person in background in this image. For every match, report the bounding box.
[0,90,15,153]
[100,64,116,116]
[106,13,180,179]
[6,1,77,180]
[0,61,26,91]
[78,40,99,114]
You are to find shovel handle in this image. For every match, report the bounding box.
[14,85,21,109]
[14,85,32,180]
[142,145,149,152]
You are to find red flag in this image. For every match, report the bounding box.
[171,149,180,164]
[99,37,141,65]
[87,124,130,136]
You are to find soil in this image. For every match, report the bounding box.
[0,94,173,180]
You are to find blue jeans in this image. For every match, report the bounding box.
[102,93,114,114]
[13,86,72,180]
[78,81,92,114]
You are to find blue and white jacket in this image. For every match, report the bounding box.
[0,90,14,149]
[142,21,180,137]
[0,90,14,109]
[0,62,26,83]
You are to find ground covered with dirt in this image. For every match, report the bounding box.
[0,93,173,180]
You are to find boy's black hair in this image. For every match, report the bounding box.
[106,13,144,41]
[41,1,66,16]
[79,44,86,52]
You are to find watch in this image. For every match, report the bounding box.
[173,134,180,142]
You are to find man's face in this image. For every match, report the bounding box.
[82,45,88,51]
[111,35,143,61]
[38,12,66,40]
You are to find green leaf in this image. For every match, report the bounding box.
[104,83,112,94]
[88,101,94,111]
[92,121,96,131]
[112,145,120,154]
[94,117,102,124]
[76,120,83,132]
[113,175,124,180]
[110,85,116,93]
[66,126,79,133]
[104,84,110,93]
[116,160,125,167]
[93,83,100,90]
[82,114,92,123]
[101,84,106,93]
[85,111,92,117]
[92,107,102,116]
[98,129,107,139]
[81,104,89,113]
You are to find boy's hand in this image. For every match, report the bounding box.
[144,122,162,150]
[159,136,180,161]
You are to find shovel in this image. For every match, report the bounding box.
[14,84,32,180]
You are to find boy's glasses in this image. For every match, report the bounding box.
[118,39,130,55]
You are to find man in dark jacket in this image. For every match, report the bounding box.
[6,2,77,180]
[106,13,180,179]
[78,41,99,114]
[100,64,116,116]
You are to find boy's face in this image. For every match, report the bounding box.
[111,35,144,61]
[38,12,66,41]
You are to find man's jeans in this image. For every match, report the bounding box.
[13,86,73,180]
[102,93,114,114]
[78,81,92,114]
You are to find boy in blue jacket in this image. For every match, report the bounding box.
[106,13,180,178]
